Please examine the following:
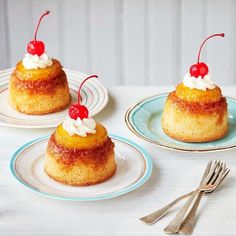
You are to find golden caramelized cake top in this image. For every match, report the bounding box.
[10,59,68,94]
[49,74,109,152]
[54,123,108,149]
[14,59,62,81]
[167,83,227,115]
[175,83,222,103]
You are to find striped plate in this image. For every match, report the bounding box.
[0,68,108,128]
[10,134,152,201]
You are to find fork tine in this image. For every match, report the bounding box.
[205,167,230,194]
[200,161,212,184]
[212,164,227,187]
[222,168,230,181]
[209,161,225,185]
[203,160,219,184]
[214,168,230,187]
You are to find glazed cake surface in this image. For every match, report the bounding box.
[162,83,228,143]
[45,123,116,186]
[9,59,71,115]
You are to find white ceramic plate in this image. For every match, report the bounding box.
[10,134,153,201]
[0,68,108,128]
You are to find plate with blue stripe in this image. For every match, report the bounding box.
[10,134,153,201]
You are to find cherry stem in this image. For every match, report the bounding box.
[78,75,98,104]
[34,10,50,42]
[197,33,225,64]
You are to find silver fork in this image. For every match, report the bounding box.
[140,161,212,224]
[164,160,226,234]
[178,163,230,235]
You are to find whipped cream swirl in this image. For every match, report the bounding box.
[62,117,96,137]
[183,73,216,91]
[22,53,53,69]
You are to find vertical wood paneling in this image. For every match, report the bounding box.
[1,0,236,85]
[62,0,88,72]
[172,0,182,84]
[143,0,149,85]
[7,0,31,66]
[115,0,125,84]
[57,1,64,62]
[123,0,147,85]
[181,0,206,81]
[149,0,180,85]
[0,0,9,69]
[206,0,234,85]
[230,0,236,84]
[6,0,61,66]
[30,0,61,61]
[85,0,92,72]
[90,0,118,85]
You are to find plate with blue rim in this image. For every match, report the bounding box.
[10,134,152,201]
[125,93,236,152]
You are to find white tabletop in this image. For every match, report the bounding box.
[1,86,236,236]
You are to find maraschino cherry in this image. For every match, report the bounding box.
[69,75,98,120]
[27,10,50,56]
[190,33,225,78]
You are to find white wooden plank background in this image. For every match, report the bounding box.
[0,0,236,86]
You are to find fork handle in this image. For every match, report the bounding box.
[139,191,194,224]
[178,191,204,235]
[164,189,200,234]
